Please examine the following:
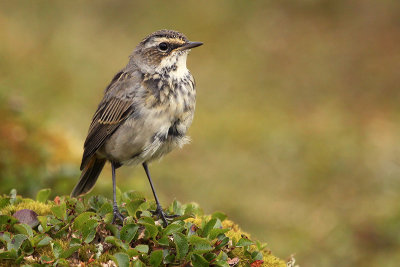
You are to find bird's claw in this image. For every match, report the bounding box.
[112,207,125,224]
[151,206,179,227]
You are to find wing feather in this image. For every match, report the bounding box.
[80,70,139,170]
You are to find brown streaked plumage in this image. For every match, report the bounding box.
[71,30,203,226]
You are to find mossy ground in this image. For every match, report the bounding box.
[0,189,288,267]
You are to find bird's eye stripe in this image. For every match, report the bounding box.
[170,43,181,50]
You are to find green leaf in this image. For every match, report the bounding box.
[106,223,120,238]
[183,203,200,216]
[188,236,212,253]
[140,210,152,218]
[88,195,107,212]
[99,202,113,216]
[51,202,67,220]
[0,232,11,246]
[163,250,175,264]
[202,218,217,237]
[105,236,129,251]
[126,199,146,218]
[17,254,26,265]
[170,200,183,215]
[36,235,53,247]
[214,260,230,267]
[135,244,149,254]
[188,235,207,244]
[60,245,80,259]
[138,201,151,212]
[40,255,53,263]
[51,241,63,259]
[113,252,130,267]
[163,222,184,236]
[215,236,230,250]
[36,188,51,203]
[104,213,114,224]
[138,216,155,225]
[236,237,254,247]
[251,251,263,260]
[0,215,18,227]
[124,216,136,224]
[142,223,158,239]
[211,211,227,222]
[216,251,228,261]
[80,219,98,243]
[173,233,188,260]
[256,240,268,250]
[70,237,82,246]
[127,248,139,257]
[149,249,163,267]
[191,253,209,267]
[54,224,69,239]
[204,252,217,262]
[37,216,51,233]
[83,228,97,244]
[157,236,170,246]
[105,236,118,245]
[69,198,85,214]
[47,216,62,225]
[21,243,34,257]
[193,244,213,254]
[72,212,98,230]
[208,228,230,240]
[14,223,33,237]
[120,224,139,243]
[123,191,145,202]
[132,259,146,267]
[7,234,28,251]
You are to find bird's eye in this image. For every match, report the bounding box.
[158,42,169,52]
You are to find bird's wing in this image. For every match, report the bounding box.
[80,71,138,170]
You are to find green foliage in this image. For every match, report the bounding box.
[36,189,52,203]
[0,189,285,266]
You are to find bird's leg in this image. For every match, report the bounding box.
[111,162,125,224]
[142,162,178,227]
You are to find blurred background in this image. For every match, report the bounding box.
[1,0,400,266]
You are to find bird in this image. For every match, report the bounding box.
[70,30,203,226]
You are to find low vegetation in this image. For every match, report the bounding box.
[0,189,287,267]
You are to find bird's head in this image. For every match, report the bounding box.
[130,30,203,74]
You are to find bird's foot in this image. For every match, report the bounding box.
[112,206,125,224]
[151,205,179,227]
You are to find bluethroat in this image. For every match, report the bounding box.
[71,30,203,226]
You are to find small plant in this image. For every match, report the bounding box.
[0,189,286,266]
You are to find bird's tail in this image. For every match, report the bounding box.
[71,156,106,197]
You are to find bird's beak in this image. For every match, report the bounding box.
[179,41,203,51]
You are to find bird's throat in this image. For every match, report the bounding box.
[157,52,189,81]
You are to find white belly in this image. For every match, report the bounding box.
[100,98,193,165]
